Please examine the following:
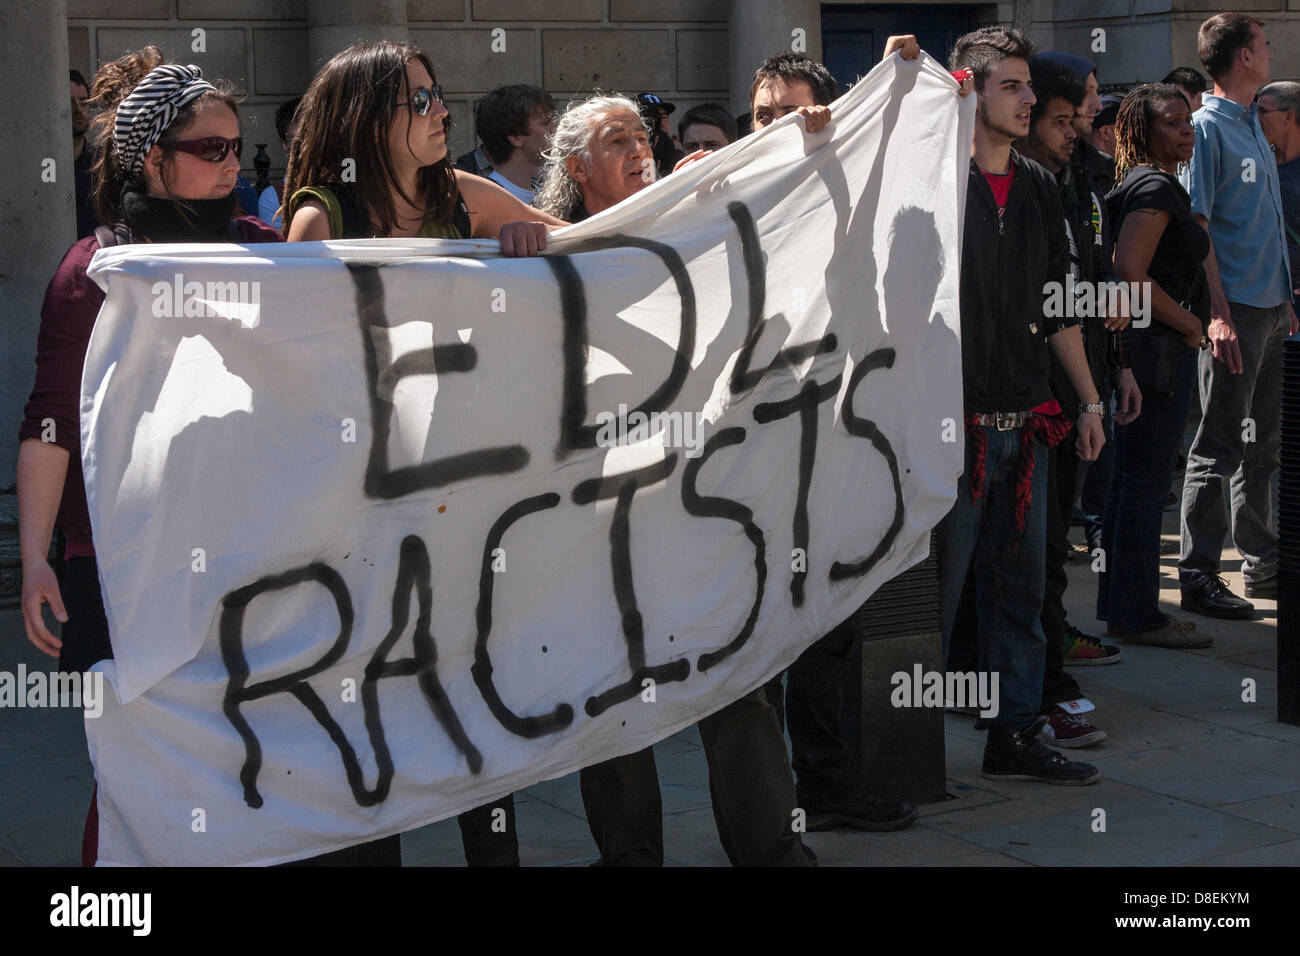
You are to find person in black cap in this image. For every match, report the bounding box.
[635,93,682,176]
[1088,94,1122,192]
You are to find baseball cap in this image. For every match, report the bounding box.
[1094,94,1122,128]
[635,93,676,115]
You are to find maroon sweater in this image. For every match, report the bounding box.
[18,217,283,559]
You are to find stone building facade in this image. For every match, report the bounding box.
[2,0,1298,602]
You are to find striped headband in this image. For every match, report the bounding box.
[113,64,218,180]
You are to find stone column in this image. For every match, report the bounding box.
[308,0,410,71]
[0,0,75,496]
[728,0,822,116]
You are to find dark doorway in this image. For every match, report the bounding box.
[822,4,980,92]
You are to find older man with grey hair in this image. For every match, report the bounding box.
[535,94,656,223]
[538,92,811,867]
[1258,80,1300,309]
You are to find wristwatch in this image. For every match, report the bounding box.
[1081,402,1105,416]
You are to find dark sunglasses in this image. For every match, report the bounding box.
[398,86,443,117]
[165,136,243,162]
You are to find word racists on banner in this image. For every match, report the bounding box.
[82,53,972,865]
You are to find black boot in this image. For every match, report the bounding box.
[982,716,1100,786]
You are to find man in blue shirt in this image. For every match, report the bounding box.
[1179,14,1298,618]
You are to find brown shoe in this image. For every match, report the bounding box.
[1108,619,1212,648]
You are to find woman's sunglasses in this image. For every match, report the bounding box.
[165,136,244,162]
[398,86,444,117]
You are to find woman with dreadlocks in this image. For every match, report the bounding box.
[1096,83,1212,649]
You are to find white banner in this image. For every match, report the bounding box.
[81,53,972,865]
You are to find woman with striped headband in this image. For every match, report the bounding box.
[16,46,282,865]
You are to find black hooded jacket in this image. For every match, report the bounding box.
[959,149,1075,414]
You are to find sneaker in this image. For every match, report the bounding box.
[1181,575,1255,620]
[799,791,919,832]
[981,717,1101,785]
[1062,623,1122,666]
[1108,615,1212,648]
[1041,705,1106,748]
[1244,576,1277,600]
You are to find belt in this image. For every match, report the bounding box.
[974,410,1033,430]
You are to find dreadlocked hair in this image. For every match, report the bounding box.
[1113,83,1187,184]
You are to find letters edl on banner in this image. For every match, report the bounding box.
[80,53,972,865]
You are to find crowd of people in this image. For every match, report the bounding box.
[22,11,1297,865]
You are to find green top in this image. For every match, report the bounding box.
[286,185,465,240]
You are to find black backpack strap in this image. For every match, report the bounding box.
[332,186,370,239]
[451,191,472,240]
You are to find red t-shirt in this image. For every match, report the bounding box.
[983,164,1016,213]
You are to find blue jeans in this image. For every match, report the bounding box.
[937,425,1049,733]
[1098,341,1198,631]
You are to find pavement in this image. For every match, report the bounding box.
[1,505,1296,867]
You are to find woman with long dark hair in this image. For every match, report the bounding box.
[17,46,283,864]
[284,40,565,866]
[1097,84,1213,648]
[284,40,564,246]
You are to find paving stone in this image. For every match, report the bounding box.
[0,813,86,867]
[1179,839,1300,866]
[803,821,981,866]
[963,794,1289,866]
[1217,790,1300,835]
[924,778,1152,835]
[1092,741,1300,808]
[662,807,730,865]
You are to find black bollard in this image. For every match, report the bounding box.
[1278,335,1300,725]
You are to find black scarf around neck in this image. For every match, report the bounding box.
[120,182,237,242]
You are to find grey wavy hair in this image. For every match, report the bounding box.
[1259,81,1300,117]
[534,93,646,220]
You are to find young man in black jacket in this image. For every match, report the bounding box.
[941,27,1106,784]
[1012,58,1141,749]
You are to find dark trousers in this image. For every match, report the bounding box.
[1041,435,1085,711]
[1099,341,1198,630]
[1077,378,1114,548]
[1180,302,1289,587]
[936,426,1050,732]
[579,686,808,866]
[763,613,862,802]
